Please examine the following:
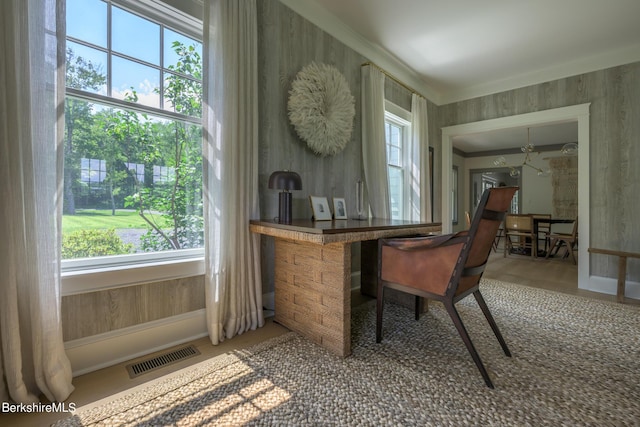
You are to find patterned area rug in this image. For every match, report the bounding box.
[55,280,640,426]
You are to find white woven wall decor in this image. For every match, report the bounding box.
[288,62,355,157]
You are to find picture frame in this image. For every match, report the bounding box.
[333,197,348,220]
[309,196,332,221]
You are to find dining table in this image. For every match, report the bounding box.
[532,217,575,257]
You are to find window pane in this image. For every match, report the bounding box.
[164,28,202,77]
[66,41,107,95]
[112,6,160,65]
[66,0,107,48]
[390,126,401,147]
[64,3,204,262]
[163,72,202,117]
[63,98,203,259]
[388,145,401,166]
[112,56,160,108]
[388,166,404,220]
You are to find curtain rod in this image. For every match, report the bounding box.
[361,61,425,100]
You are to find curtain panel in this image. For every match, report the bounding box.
[202,0,264,345]
[410,94,432,222]
[0,0,74,403]
[361,65,390,219]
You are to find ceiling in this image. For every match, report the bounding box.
[453,121,578,154]
[303,0,640,105]
[284,0,640,152]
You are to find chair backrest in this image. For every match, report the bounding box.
[450,187,518,295]
[504,214,533,232]
[531,214,551,233]
[569,217,578,238]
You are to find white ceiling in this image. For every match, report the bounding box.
[452,121,578,153]
[301,0,640,105]
[282,0,640,151]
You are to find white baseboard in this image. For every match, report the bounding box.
[64,309,208,377]
[581,275,640,299]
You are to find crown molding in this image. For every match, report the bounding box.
[440,43,640,104]
[278,0,441,103]
[280,1,640,106]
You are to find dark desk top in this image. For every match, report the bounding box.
[532,217,574,223]
[250,218,442,244]
[250,218,441,234]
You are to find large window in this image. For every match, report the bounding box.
[63,0,203,264]
[384,103,411,220]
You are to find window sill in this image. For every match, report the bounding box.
[61,255,205,296]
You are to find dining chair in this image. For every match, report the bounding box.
[492,224,504,253]
[504,214,536,258]
[531,214,552,254]
[376,186,518,388]
[545,218,578,264]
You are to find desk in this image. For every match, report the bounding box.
[250,219,441,357]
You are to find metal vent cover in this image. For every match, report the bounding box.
[126,345,200,378]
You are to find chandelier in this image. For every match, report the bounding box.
[493,128,551,178]
[560,142,578,156]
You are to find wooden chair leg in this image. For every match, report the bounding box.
[473,291,511,357]
[444,301,494,388]
[545,238,558,259]
[376,285,385,343]
[566,242,576,264]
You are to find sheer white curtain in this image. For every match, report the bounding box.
[202,0,264,345]
[0,0,74,403]
[361,65,390,219]
[410,94,432,222]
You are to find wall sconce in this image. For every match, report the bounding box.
[268,170,302,224]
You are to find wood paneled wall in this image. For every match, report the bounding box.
[436,62,640,280]
[62,275,204,341]
[257,0,367,222]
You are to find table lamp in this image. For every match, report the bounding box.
[268,170,302,224]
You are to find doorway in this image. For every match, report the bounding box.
[469,167,520,217]
[441,103,591,290]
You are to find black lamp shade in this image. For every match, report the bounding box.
[268,170,302,191]
[268,171,302,224]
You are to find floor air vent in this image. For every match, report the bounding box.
[126,345,200,379]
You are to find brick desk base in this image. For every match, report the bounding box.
[274,238,351,357]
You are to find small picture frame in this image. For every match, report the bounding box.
[333,197,347,220]
[309,196,332,221]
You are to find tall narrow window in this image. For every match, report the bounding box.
[384,102,411,220]
[452,165,458,224]
[63,0,203,262]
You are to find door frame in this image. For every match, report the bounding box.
[441,103,590,287]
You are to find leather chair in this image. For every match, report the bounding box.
[376,186,518,388]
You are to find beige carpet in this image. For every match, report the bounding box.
[55,280,640,426]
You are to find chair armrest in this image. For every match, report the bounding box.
[381,231,468,251]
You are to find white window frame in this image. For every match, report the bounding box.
[384,101,411,220]
[452,165,458,225]
[61,0,204,295]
